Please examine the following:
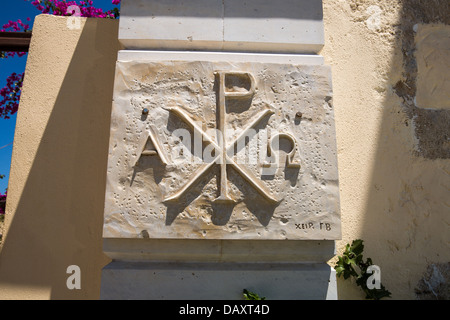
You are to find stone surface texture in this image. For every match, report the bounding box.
[104,59,341,240]
[118,0,324,53]
[415,24,450,110]
[100,261,337,300]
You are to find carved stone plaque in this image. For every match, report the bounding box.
[103,60,341,240]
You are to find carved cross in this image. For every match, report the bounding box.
[165,71,277,203]
[137,71,300,204]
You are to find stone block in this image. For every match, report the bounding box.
[100,261,337,300]
[223,0,324,53]
[118,0,324,53]
[415,24,450,110]
[103,52,341,240]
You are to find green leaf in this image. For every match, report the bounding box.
[350,239,364,256]
[243,289,266,300]
[335,263,346,277]
[363,284,392,300]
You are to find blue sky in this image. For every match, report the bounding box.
[0,0,120,193]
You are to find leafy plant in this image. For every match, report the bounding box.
[243,289,266,300]
[335,239,391,300]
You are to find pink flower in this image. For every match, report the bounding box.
[29,0,120,18]
[0,72,24,120]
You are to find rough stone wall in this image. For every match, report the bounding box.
[322,0,449,299]
[393,0,450,159]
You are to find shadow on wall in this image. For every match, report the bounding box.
[0,16,120,299]
[120,0,324,19]
[338,0,449,299]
